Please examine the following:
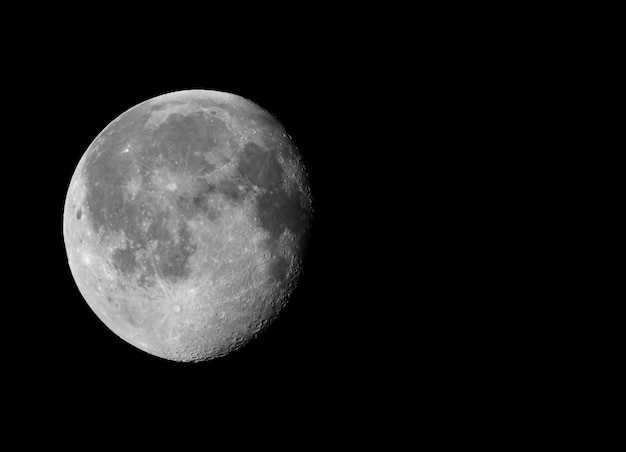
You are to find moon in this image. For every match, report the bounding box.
[63,90,312,362]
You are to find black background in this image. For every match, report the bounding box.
[5,7,589,441]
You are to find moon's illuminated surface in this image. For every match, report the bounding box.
[63,90,312,362]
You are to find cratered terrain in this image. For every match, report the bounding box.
[63,90,312,362]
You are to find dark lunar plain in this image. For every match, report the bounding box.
[22,67,380,405]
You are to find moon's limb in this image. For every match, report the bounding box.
[63,90,312,362]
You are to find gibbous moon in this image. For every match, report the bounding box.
[63,90,312,362]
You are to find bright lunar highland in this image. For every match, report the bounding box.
[63,90,312,362]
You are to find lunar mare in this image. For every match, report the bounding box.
[63,90,312,362]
